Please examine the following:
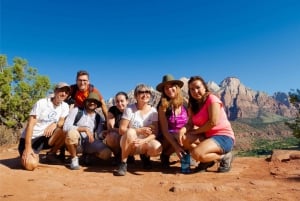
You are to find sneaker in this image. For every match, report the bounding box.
[140,154,152,169]
[126,155,135,164]
[194,161,215,173]
[70,157,80,170]
[160,153,170,169]
[46,152,62,164]
[218,152,233,173]
[113,162,127,176]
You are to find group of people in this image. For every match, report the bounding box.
[19,70,235,176]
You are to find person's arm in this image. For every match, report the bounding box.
[63,107,82,133]
[119,118,130,135]
[22,115,37,160]
[100,99,108,120]
[107,111,117,131]
[57,117,66,128]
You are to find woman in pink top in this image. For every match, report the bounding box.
[179,76,235,173]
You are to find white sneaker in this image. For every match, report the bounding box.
[70,157,80,170]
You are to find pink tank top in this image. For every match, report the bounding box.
[168,106,188,133]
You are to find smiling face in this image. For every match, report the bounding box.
[76,74,90,91]
[188,79,207,101]
[163,83,178,99]
[85,99,98,111]
[53,87,70,105]
[134,84,152,104]
[115,94,128,112]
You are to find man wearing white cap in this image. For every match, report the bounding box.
[18,82,71,171]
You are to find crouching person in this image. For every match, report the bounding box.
[18,82,71,171]
[64,92,111,170]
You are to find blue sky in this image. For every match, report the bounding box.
[1,0,300,100]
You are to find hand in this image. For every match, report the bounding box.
[178,127,186,146]
[174,145,186,159]
[131,138,144,148]
[22,148,38,165]
[139,127,152,136]
[86,130,95,143]
[44,122,57,137]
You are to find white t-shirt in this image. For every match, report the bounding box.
[21,97,69,139]
[122,103,158,128]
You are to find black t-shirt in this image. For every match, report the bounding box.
[108,106,123,128]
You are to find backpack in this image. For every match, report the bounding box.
[73,109,106,136]
[66,84,95,105]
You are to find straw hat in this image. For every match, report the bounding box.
[156,74,184,92]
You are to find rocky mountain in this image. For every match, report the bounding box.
[205,77,296,121]
[108,77,296,122]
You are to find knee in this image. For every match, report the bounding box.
[96,147,112,160]
[65,129,79,145]
[106,131,120,146]
[191,149,205,161]
[126,128,137,139]
[147,141,162,156]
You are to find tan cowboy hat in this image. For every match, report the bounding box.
[84,92,101,107]
[156,74,184,92]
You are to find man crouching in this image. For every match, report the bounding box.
[63,92,111,170]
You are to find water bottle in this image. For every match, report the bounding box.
[180,151,191,174]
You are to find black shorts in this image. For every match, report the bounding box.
[18,136,52,156]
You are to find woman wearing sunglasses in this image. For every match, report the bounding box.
[113,84,162,176]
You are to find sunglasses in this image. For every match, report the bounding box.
[137,90,151,95]
[87,100,98,105]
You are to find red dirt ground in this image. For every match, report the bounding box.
[0,145,299,201]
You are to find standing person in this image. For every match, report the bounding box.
[63,92,111,170]
[179,76,235,173]
[104,91,134,165]
[156,74,188,169]
[18,82,70,171]
[113,84,162,176]
[66,70,108,120]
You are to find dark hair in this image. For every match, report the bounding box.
[188,76,210,113]
[115,91,128,100]
[76,70,89,80]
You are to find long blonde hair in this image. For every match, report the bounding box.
[160,85,184,117]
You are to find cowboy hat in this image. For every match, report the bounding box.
[156,74,184,92]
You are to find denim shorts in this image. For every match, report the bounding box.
[211,135,234,154]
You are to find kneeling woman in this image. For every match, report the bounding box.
[113,84,162,176]
[179,76,235,173]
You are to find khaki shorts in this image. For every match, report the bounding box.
[65,129,81,145]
